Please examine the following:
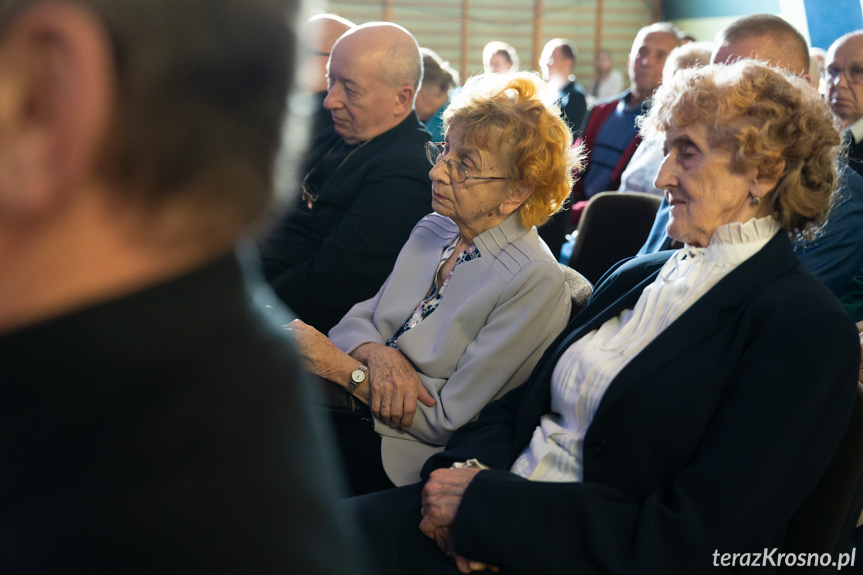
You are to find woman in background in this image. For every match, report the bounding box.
[416,48,460,142]
[292,72,584,494]
[482,41,519,73]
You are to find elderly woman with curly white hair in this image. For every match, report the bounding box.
[348,60,860,575]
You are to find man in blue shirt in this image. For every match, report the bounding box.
[572,23,679,203]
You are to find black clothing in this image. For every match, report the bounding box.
[0,248,368,574]
[261,113,432,333]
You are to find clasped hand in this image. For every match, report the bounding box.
[420,468,498,573]
[287,321,435,430]
[358,342,436,430]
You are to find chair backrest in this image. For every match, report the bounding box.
[566,191,662,285]
[559,264,592,320]
[778,382,863,574]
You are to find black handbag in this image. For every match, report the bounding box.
[317,377,373,423]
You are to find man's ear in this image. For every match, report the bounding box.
[394,85,415,116]
[0,2,114,220]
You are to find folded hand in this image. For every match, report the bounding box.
[360,343,436,429]
[419,468,497,573]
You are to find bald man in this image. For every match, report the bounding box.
[827,32,863,322]
[826,32,863,176]
[572,23,679,203]
[298,13,354,95]
[295,14,355,180]
[261,23,432,333]
[638,14,863,297]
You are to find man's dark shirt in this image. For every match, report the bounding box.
[558,79,587,136]
[260,112,432,333]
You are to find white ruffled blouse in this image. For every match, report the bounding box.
[510,216,781,482]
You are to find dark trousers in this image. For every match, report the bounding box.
[318,377,394,495]
[330,416,396,495]
[346,483,464,574]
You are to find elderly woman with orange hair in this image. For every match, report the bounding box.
[291,72,582,494]
[348,60,860,575]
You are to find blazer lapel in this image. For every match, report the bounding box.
[594,232,800,417]
[514,255,669,442]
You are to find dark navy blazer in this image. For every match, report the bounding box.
[424,232,859,574]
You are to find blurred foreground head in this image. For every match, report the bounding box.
[0,0,297,241]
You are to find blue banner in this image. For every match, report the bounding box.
[805,0,863,49]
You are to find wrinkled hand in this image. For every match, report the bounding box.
[286,319,353,383]
[362,343,436,429]
[420,468,498,573]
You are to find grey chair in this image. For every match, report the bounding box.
[559,264,591,320]
[565,191,662,285]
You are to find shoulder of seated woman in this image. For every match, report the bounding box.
[412,214,459,241]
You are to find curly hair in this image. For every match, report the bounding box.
[442,72,583,228]
[640,60,840,236]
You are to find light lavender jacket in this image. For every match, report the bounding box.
[328,212,571,485]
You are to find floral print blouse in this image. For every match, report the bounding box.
[386,238,480,349]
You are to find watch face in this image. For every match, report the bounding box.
[351,369,365,383]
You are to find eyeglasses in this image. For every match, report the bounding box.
[300,171,319,209]
[825,65,863,85]
[425,141,510,184]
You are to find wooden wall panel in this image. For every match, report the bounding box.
[321,0,658,92]
[537,0,598,84]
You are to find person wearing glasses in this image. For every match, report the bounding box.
[349,59,859,575]
[290,72,583,495]
[827,32,863,322]
[826,31,863,177]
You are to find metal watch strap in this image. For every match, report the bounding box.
[346,364,368,395]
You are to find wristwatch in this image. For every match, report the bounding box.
[346,364,368,395]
